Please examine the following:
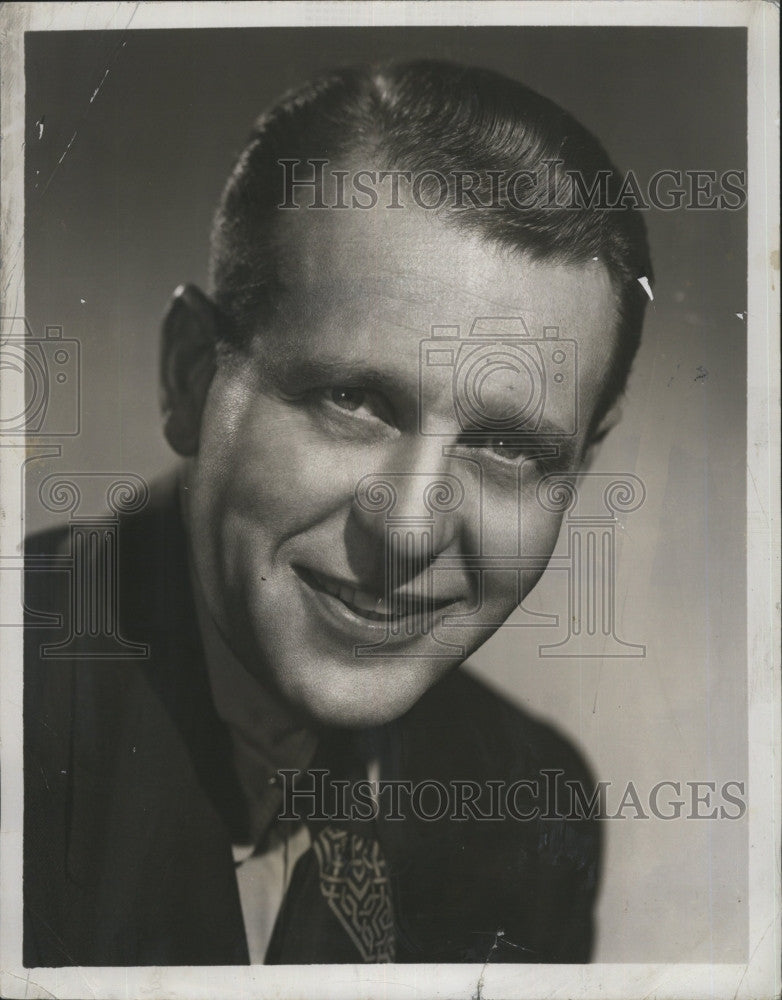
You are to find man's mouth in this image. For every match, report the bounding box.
[294,566,452,623]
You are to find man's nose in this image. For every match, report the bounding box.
[348,448,466,579]
[354,470,464,550]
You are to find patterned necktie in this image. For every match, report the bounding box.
[264,731,396,964]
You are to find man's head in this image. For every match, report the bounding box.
[160,60,652,728]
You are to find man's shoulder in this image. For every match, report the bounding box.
[24,466,182,556]
[23,468,195,743]
[24,467,186,631]
[404,664,597,788]
[384,664,602,963]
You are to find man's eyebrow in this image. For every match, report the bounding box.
[265,356,581,458]
[265,355,419,395]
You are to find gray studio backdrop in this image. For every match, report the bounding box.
[23,27,747,962]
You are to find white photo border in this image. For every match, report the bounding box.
[1,3,778,998]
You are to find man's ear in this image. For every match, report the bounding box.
[159,284,219,456]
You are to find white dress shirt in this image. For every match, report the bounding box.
[191,571,318,962]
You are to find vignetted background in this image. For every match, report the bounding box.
[23,27,747,962]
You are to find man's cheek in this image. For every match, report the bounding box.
[236,410,367,508]
[244,450,358,528]
[476,496,561,558]
[519,497,565,549]
[489,508,565,608]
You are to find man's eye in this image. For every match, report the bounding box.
[322,386,395,426]
[484,437,525,461]
[330,387,366,412]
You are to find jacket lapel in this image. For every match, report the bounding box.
[62,473,250,964]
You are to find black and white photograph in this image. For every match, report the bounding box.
[0,3,778,998]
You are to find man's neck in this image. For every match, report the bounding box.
[186,513,318,847]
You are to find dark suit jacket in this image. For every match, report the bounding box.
[23,474,601,967]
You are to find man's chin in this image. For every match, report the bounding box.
[274,654,459,730]
[301,696,420,729]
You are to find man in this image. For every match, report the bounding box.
[24,60,651,966]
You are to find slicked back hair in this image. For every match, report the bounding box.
[209,60,653,439]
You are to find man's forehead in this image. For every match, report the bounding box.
[273,200,617,344]
[242,203,620,448]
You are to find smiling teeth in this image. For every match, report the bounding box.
[306,569,431,621]
[321,574,388,615]
[338,583,383,613]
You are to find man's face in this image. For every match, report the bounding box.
[182,205,618,727]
